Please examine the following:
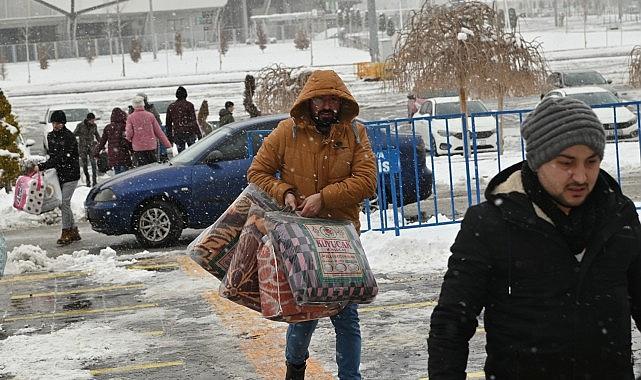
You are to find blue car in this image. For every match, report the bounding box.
[85,114,433,247]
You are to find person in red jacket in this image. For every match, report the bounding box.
[94,108,132,174]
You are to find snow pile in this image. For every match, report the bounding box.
[6,244,51,273]
[4,245,157,284]
[362,223,459,274]
[0,322,152,380]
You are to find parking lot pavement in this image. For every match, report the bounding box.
[0,255,334,380]
[14,252,628,379]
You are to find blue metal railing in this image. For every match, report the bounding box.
[244,100,640,235]
[360,99,641,234]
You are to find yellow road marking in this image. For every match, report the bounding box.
[0,271,89,284]
[144,330,165,337]
[177,255,333,380]
[89,360,184,376]
[3,303,158,322]
[360,300,437,313]
[419,371,485,380]
[126,263,180,271]
[10,283,145,300]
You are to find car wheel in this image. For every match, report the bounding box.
[134,200,183,248]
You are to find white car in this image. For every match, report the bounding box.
[409,97,498,156]
[40,105,94,152]
[544,86,639,140]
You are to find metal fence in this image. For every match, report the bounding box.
[0,30,246,63]
[362,100,641,235]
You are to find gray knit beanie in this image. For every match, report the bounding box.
[521,96,605,170]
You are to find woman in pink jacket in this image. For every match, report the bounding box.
[125,95,172,167]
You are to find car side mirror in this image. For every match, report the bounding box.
[25,139,35,147]
[607,79,613,84]
[205,150,224,164]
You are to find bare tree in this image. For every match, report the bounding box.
[129,36,142,63]
[38,44,49,69]
[256,23,268,52]
[85,40,96,65]
[388,1,546,117]
[243,74,262,118]
[294,29,310,50]
[629,45,641,87]
[175,32,183,57]
[255,64,312,114]
[0,55,7,80]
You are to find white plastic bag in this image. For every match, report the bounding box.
[40,169,62,213]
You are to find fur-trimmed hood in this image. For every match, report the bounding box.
[289,70,359,125]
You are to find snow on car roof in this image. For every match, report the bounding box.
[557,86,611,95]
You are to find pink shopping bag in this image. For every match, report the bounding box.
[13,172,45,214]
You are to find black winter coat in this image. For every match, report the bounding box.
[165,99,201,140]
[39,127,81,184]
[428,161,641,380]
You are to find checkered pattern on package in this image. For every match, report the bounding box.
[265,211,378,306]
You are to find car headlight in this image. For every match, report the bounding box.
[94,188,117,202]
[437,130,452,137]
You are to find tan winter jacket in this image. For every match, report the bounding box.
[247,70,377,230]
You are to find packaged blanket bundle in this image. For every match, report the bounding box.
[264,212,378,306]
[218,204,266,312]
[257,238,344,322]
[188,184,281,280]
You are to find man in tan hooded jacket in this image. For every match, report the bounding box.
[248,70,376,380]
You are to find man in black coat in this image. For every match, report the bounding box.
[165,86,201,153]
[36,110,81,245]
[428,97,641,379]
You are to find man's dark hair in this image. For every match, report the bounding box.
[225,101,234,109]
[176,86,188,100]
[87,112,96,120]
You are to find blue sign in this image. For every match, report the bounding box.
[376,149,400,174]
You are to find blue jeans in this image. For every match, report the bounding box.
[285,303,361,380]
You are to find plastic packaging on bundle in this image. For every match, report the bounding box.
[218,204,267,312]
[188,184,281,280]
[265,211,378,306]
[257,238,344,322]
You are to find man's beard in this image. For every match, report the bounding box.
[312,110,339,134]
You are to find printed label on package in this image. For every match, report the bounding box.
[304,224,363,278]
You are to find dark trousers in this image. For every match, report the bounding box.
[133,150,157,167]
[174,133,197,153]
[79,147,97,186]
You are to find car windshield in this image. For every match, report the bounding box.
[170,127,232,164]
[50,108,90,122]
[563,72,607,86]
[435,101,488,115]
[567,91,618,106]
[152,100,174,114]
